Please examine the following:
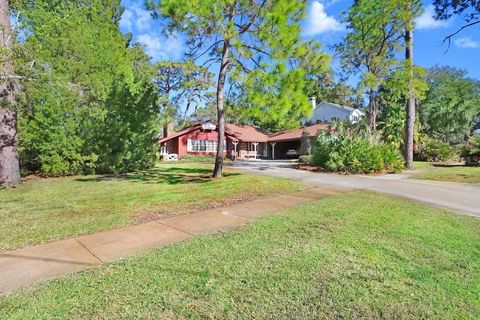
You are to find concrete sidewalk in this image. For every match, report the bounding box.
[0,187,349,294]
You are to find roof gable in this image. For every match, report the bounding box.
[318,101,355,113]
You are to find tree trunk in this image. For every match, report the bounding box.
[404,27,415,169]
[0,0,21,186]
[212,40,229,178]
[368,90,376,131]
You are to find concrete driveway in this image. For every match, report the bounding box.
[228,160,480,217]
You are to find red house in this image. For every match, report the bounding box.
[159,121,330,160]
[159,121,270,160]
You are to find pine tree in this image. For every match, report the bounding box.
[149,0,309,177]
[0,0,21,186]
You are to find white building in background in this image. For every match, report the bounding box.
[304,97,365,125]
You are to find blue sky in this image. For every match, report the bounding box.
[120,0,480,82]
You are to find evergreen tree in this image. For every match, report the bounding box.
[154,61,213,132]
[335,0,405,130]
[14,0,158,175]
[401,0,422,168]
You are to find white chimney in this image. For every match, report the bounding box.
[309,96,316,111]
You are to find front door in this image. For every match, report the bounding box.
[263,143,268,158]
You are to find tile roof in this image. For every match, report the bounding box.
[158,122,270,143]
[158,121,330,144]
[225,124,270,142]
[268,123,330,142]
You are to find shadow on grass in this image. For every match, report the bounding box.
[75,167,240,185]
[432,164,468,168]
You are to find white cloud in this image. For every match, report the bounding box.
[415,5,451,30]
[119,9,134,31]
[454,37,479,48]
[303,1,344,36]
[119,2,154,32]
[137,33,185,60]
[132,6,154,31]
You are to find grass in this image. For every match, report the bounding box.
[412,161,480,184]
[0,162,303,252]
[1,191,479,319]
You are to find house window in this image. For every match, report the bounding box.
[187,140,226,152]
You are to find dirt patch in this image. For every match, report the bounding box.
[132,194,266,224]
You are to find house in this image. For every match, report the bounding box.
[159,121,331,160]
[158,121,270,160]
[305,98,365,125]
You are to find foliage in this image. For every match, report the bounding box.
[434,0,480,22]
[235,65,312,131]
[298,155,312,165]
[419,66,480,144]
[335,0,412,129]
[416,137,455,162]
[462,135,480,165]
[311,121,404,174]
[378,66,428,148]
[228,41,330,131]
[14,0,158,175]
[298,131,312,156]
[304,71,363,109]
[154,61,213,125]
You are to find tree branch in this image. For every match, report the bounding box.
[443,20,480,52]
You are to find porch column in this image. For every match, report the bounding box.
[252,142,258,159]
[270,142,276,160]
[162,143,168,156]
[232,141,238,159]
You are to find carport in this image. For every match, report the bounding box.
[268,123,330,159]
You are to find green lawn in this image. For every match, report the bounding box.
[412,161,480,184]
[0,163,303,252]
[1,191,479,319]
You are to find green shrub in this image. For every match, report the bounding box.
[298,155,312,165]
[417,138,455,162]
[462,136,480,165]
[311,124,404,174]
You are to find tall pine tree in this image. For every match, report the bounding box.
[149,0,311,177]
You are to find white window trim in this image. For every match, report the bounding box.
[187,139,226,152]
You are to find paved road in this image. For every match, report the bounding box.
[228,160,480,217]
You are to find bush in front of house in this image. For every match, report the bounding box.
[462,135,480,165]
[298,155,313,165]
[417,137,455,162]
[311,125,404,174]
